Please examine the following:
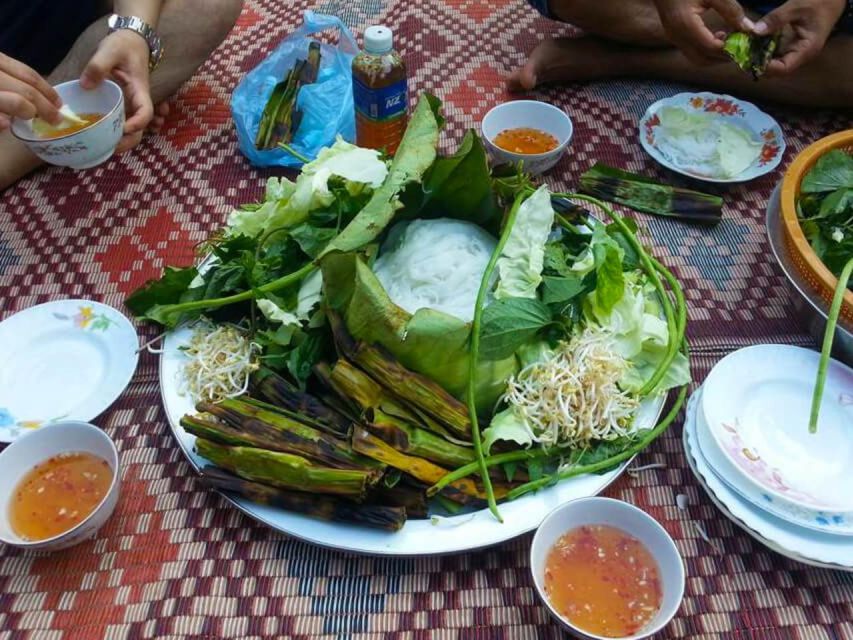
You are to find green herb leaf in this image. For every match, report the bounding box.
[126,266,198,317]
[540,274,587,304]
[816,188,853,219]
[592,230,625,316]
[288,224,337,258]
[286,330,327,387]
[527,458,544,482]
[479,297,553,360]
[503,461,518,483]
[801,150,853,193]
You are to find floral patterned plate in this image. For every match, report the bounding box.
[639,92,784,183]
[0,299,138,442]
[693,387,852,536]
[702,345,853,516]
[683,392,853,571]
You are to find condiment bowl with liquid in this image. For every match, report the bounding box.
[530,497,685,640]
[481,100,573,175]
[0,421,120,552]
[10,79,124,170]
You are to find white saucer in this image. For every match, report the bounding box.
[702,344,853,515]
[638,92,784,183]
[693,387,853,536]
[684,390,853,571]
[0,299,138,442]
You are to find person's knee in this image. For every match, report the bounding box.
[183,0,243,52]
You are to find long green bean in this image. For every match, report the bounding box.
[809,257,853,433]
[466,192,527,522]
[426,449,550,497]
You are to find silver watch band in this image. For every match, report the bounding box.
[107,14,164,71]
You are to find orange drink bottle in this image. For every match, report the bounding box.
[352,26,408,155]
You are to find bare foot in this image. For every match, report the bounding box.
[507,37,627,91]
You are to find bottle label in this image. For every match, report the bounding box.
[353,77,408,121]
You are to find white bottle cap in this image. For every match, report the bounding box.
[364,26,393,54]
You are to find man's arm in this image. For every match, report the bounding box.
[80,1,165,148]
[755,0,847,74]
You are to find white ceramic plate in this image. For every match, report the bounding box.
[159,325,667,556]
[639,92,784,183]
[0,300,138,443]
[701,344,853,514]
[683,390,853,570]
[693,387,853,536]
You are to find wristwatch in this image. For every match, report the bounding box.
[107,14,164,71]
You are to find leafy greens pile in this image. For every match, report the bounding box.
[797,149,853,290]
[128,95,691,529]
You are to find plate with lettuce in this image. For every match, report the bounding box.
[640,92,784,183]
[128,95,691,555]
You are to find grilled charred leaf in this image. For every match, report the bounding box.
[724,32,780,80]
[366,480,429,519]
[351,427,508,504]
[254,368,351,436]
[183,400,379,477]
[329,313,472,439]
[579,163,723,224]
[200,467,406,530]
[195,438,372,500]
[254,41,322,150]
[365,408,475,469]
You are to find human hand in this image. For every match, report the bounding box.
[81,29,153,152]
[653,0,756,64]
[754,0,846,74]
[0,53,62,130]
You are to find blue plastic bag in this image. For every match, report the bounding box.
[232,11,358,168]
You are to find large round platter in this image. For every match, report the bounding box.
[639,92,784,183]
[160,325,666,556]
[683,390,853,571]
[0,299,139,443]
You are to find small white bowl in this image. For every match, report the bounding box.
[11,79,124,169]
[530,497,685,640]
[481,100,573,175]
[0,421,120,551]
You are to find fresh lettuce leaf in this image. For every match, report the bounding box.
[226,137,387,239]
[482,407,532,454]
[321,95,443,256]
[585,272,690,394]
[256,298,301,327]
[494,185,555,299]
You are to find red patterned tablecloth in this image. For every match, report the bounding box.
[1,1,852,638]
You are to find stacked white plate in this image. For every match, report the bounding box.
[683,344,853,570]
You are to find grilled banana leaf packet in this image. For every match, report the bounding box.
[724,32,780,80]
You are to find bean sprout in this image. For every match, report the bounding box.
[179,320,259,403]
[502,327,638,449]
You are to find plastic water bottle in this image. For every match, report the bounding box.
[352,25,408,155]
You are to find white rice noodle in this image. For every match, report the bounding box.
[372,218,498,322]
